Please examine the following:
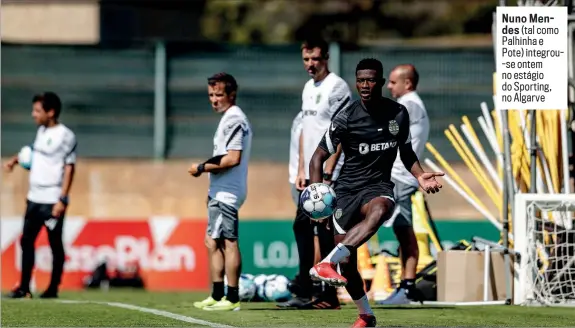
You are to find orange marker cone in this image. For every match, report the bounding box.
[369,255,393,301]
[357,243,375,280]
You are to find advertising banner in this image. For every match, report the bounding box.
[1,218,499,291]
[239,220,500,278]
[1,217,209,291]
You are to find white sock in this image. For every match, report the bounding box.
[321,243,350,264]
[353,295,373,315]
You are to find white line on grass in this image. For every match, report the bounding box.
[58,300,237,328]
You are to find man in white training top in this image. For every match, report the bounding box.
[278,37,351,310]
[189,72,252,312]
[3,92,77,299]
[379,64,430,305]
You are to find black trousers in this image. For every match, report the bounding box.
[19,201,65,292]
[293,187,337,299]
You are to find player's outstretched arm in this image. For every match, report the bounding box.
[399,142,444,194]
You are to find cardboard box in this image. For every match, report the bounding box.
[437,250,514,302]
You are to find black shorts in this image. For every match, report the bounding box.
[332,182,395,235]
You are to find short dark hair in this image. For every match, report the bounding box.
[409,66,420,89]
[32,92,62,119]
[301,37,329,58]
[207,72,238,95]
[356,58,384,79]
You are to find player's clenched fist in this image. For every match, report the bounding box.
[3,160,16,172]
[188,163,201,177]
[417,172,445,194]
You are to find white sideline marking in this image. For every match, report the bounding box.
[57,300,237,328]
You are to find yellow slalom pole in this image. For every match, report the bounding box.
[536,154,548,193]
[541,111,554,190]
[445,129,502,213]
[508,111,531,190]
[448,125,502,212]
[536,110,551,185]
[534,113,553,193]
[554,110,564,190]
[547,110,560,192]
[491,110,507,187]
[491,73,505,182]
[508,110,528,165]
[520,110,532,168]
[511,150,530,192]
[517,110,534,189]
[461,115,503,191]
[516,110,533,189]
[539,111,559,192]
[461,116,487,155]
[413,193,442,252]
[425,142,490,214]
[492,110,504,153]
[556,109,563,191]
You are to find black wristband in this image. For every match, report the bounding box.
[197,163,205,174]
[323,172,332,180]
[59,196,69,206]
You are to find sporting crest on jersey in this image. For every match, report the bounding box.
[388,120,399,135]
[334,208,343,219]
[315,93,321,104]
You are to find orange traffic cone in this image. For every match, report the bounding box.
[357,243,375,280]
[369,255,393,301]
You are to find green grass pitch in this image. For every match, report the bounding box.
[2,290,575,327]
